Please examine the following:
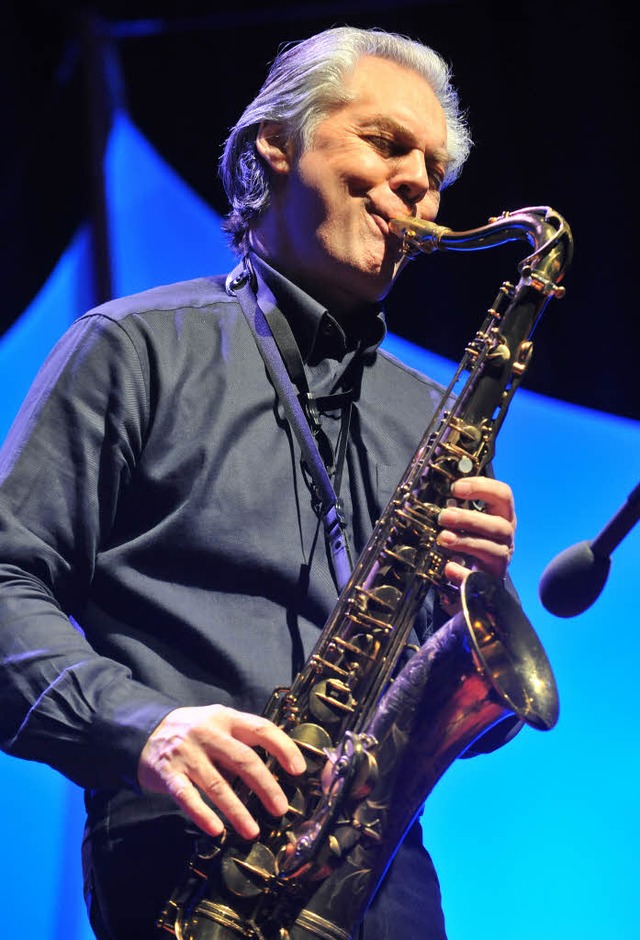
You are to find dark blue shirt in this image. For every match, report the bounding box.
[0,255,509,938]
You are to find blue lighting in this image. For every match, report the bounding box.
[2,111,639,940]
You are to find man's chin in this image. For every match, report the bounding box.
[327,252,406,309]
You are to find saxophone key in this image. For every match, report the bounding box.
[309,678,356,724]
[220,842,277,898]
[287,723,334,774]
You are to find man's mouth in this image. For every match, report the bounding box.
[368,211,389,236]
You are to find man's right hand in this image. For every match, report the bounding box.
[137,704,307,840]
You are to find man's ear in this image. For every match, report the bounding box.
[255,121,292,174]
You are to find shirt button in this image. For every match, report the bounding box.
[321,319,334,335]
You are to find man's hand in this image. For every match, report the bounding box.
[138,704,306,841]
[436,476,516,585]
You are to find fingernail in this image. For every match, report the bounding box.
[291,753,307,775]
[437,531,456,546]
[274,792,290,816]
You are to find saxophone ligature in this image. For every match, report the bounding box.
[159,205,572,940]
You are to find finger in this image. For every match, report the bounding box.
[194,761,265,840]
[229,713,307,777]
[438,504,514,546]
[139,706,306,840]
[159,738,275,840]
[155,767,229,839]
[139,731,262,839]
[451,477,516,523]
[443,558,472,587]
[441,533,513,580]
[213,712,307,820]
[213,736,294,821]
[137,708,286,838]
[150,742,281,840]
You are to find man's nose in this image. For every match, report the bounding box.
[390,150,430,205]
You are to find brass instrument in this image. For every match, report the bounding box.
[159,206,572,940]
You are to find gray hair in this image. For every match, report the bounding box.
[219,26,473,254]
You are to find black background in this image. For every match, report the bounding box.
[2,0,638,421]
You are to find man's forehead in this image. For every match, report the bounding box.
[342,58,442,114]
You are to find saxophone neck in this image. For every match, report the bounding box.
[390,205,574,295]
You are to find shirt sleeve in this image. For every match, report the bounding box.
[0,313,180,789]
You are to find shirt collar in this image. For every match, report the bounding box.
[249,252,387,365]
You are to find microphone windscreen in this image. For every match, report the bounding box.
[539,540,611,617]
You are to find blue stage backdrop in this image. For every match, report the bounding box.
[1,111,639,940]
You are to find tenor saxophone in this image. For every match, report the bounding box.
[159,206,572,940]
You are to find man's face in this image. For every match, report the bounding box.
[255,55,449,313]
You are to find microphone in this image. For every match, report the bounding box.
[539,480,640,617]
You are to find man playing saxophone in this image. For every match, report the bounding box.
[0,25,524,940]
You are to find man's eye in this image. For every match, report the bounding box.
[366,135,399,155]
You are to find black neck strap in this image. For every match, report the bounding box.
[225,260,354,592]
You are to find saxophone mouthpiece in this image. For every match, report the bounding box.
[389,217,452,256]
